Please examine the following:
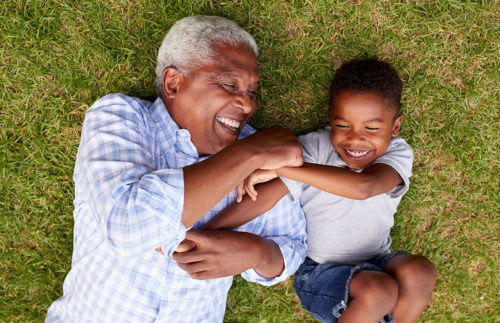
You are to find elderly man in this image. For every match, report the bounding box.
[46,16,307,322]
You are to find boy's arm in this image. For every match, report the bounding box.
[278,162,402,200]
[203,178,289,230]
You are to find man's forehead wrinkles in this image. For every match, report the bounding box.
[208,70,259,84]
[215,71,242,78]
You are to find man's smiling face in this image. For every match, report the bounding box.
[165,43,259,156]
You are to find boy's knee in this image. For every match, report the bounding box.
[356,273,399,313]
[394,255,437,296]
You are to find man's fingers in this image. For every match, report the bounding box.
[176,260,207,274]
[172,248,204,263]
[289,153,304,167]
[175,239,197,253]
[175,260,221,280]
[244,126,303,170]
[183,228,207,243]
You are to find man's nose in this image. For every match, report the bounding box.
[234,92,255,114]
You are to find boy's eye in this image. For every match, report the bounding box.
[335,124,348,128]
[366,127,379,131]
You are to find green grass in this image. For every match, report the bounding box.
[1,0,498,322]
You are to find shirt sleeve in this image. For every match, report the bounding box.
[74,94,186,257]
[239,195,307,285]
[372,137,414,198]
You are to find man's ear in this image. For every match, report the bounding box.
[162,67,183,99]
[392,113,403,137]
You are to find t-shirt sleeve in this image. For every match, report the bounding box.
[373,137,413,198]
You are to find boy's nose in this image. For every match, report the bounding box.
[347,130,365,142]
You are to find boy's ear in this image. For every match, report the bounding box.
[392,113,403,137]
[162,67,183,99]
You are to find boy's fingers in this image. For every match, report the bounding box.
[245,183,258,201]
[246,177,258,198]
[236,182,246,203]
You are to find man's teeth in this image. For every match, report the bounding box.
[216,117,240,129]
[346,149,369,157]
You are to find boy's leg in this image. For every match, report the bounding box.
[294,259,396,323]
[384,254,437,323]
[338,270,398,323]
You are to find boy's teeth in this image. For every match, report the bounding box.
[346,149,369,157]
[216,117,240,129]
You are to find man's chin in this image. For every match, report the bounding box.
[200,137,239,156]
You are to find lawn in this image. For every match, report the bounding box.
[0,0,498,322]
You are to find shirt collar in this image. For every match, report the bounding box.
[149,97,199,158]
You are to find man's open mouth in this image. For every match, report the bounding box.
[216,116,241,131]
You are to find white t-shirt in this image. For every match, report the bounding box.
[282,127,413,265]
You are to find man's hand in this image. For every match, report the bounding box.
[243,126,303,170]
[172,229,284,280]
[174,239,198,253]
[236,169,279,202]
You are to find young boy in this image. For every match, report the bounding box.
[178,58,436,323]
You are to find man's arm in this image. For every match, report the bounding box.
[78,95,301,257]
[181,127,301,227]
[173,186,307,280]
[173,229,286,279]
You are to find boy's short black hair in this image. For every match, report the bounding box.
[329,58,402,113]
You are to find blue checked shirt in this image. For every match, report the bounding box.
[46,94,307,322]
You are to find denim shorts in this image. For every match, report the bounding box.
[293,251,407,323]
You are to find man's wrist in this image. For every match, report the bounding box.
[234,137,266,170]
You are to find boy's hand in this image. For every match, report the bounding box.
[236,169,279,202]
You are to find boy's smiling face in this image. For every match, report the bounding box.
[330,91,403,170]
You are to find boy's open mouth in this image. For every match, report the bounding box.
[345,148,371,159]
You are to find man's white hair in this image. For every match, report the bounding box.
[155,15,258,97]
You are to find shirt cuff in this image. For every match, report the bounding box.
[139,168,188,256]
[240,235,306,286]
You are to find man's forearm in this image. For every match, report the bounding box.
[182,142,263,227]
[253,238,285,278]
[181,127,303,228]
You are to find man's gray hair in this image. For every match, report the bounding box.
[155,15,258,97]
